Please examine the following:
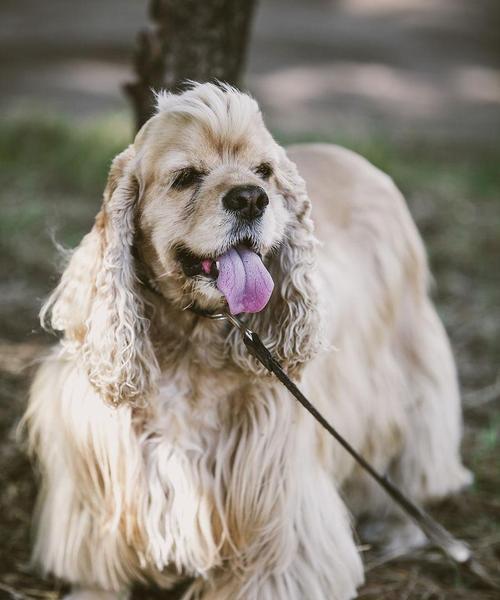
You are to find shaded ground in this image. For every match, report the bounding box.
[0,116,499,598]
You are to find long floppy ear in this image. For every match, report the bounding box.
[41,145,159,405]
[230,147,323,378]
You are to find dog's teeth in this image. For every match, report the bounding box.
[216,261,220,269]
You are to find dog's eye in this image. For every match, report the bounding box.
[171,167,204,190]
[254,162,273,180]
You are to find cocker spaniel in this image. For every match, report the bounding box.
[25,83,471,600]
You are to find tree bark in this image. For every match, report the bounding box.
[125,0,258,132]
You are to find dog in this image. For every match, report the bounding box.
[25,83,471,600]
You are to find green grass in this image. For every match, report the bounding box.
[0,115,127,260]
[0,112,131,195]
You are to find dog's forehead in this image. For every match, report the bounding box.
[152,113,269,168]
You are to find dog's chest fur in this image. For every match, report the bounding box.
[136,364,295,575]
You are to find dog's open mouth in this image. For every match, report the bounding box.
[176,240,274,315]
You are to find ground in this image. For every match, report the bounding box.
[0,115,499,599]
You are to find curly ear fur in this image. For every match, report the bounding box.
[41,146,159,405]
[230,148,323,377]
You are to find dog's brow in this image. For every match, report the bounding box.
[168,160,195,171]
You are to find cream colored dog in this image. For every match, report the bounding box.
[25,83,471,600]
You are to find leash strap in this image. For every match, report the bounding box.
[215,312,498,588]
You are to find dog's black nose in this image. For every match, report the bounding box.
[222,185,269,220]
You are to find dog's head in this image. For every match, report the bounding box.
[43,83,321,404]
[134,84,290,316]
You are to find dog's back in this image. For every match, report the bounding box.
[289,142,471,536]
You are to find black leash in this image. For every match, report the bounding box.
[207,311,498,589]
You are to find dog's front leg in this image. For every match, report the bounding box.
[183,427,364,600]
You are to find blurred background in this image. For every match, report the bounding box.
[0,1,499,598]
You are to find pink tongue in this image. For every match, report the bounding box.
[216,247,274,314]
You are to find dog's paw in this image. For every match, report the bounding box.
[359,515,427,562]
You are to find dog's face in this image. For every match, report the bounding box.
[133,86,291,315]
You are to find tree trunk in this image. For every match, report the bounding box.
[125,0,258,132]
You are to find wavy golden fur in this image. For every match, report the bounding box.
[25,83,471,600]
